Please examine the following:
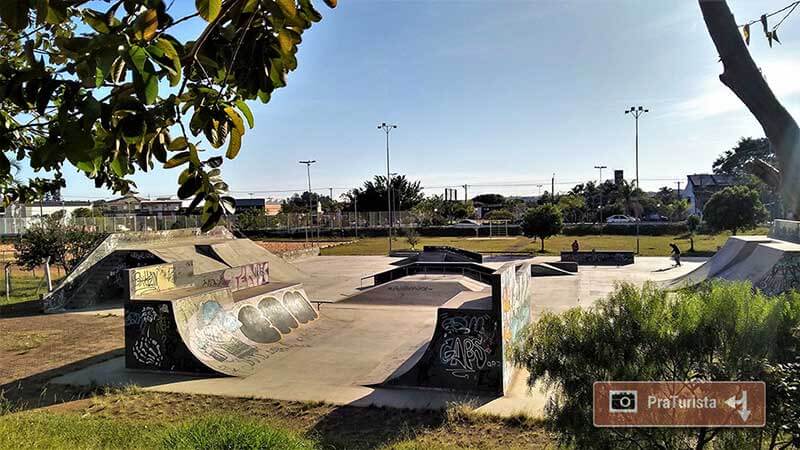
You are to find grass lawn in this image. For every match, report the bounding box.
[321,228,770,257]
[0,269,63,306]
[0,390,553,450]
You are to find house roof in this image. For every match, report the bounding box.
[687,174,737,188]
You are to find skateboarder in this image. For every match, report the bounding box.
[669,242,682,267]
[571,239,580,253]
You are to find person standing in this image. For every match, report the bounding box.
[571,239,580,253]
[669,242,682,267]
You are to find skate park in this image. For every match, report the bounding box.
[43,224,721,417]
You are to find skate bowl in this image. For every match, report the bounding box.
[43,226,306,312]
[363,260,534,395]
[661,220,800,295]
[124,260,317,377]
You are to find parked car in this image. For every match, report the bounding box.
[645,213,669,222]
[606,215,636,223]
[451,219,480,228]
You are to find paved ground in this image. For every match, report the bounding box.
[50,255,702,417]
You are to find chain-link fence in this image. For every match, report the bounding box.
[0,215,204,236]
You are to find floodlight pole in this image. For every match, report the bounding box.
[378,122,397,253]
[299,160,316,244]
[625,106,648,254]
[594,165,607,184]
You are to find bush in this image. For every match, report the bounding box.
[15,216,105,273]
[404,228,420,250]
[511,281,800,449]
[162,415,316,450]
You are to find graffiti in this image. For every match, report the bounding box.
[197,262,269,291]
[560,251,634,266]
[757,255,800,296]
[388,308,501,392]
[439,313,495,378]
[132,335,163,366]
[130,264,176,297]
[282,290,318,323]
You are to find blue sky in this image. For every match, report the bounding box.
[39,0,800,201]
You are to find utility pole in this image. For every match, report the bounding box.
[594,165,608,184]
[378,122,397,253]
[625,105,649,254]
[299,160,316,244]
[329,187,333,199]
[675,181,682,197]
[551,173,555,204]
[462,184,468,205]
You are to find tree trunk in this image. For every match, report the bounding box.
[699,0,800,216]
[540,238,545,252]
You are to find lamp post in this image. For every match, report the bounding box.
[594,165,607,184]
[624,106,648,254]
[299,160,316,243]
[378,122,397,253]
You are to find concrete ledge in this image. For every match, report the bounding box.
[560,251,634,266]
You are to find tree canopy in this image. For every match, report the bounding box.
[0,0,335,230]
[342,175,423,212]
[703,185,768,235]
[521,204,563,251]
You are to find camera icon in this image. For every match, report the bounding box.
[609,390,638,413]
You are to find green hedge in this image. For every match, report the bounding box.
[563,223,688,236]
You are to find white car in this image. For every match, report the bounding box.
[606,215,636,224]
[451,219,480,228]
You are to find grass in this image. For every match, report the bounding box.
[0,413,317,450]
[320,228,770,257]
[0,270,63,306]
[0,331,56,355]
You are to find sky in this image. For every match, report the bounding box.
[31,0,800,201]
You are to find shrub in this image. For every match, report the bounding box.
[511,281,800,449]
[404,228,420,250]
[15,216,105,273]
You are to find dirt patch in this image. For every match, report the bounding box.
[0,312,123,387]
[256,241,317,254]
[48,391,554,449]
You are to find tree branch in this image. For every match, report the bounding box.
[699,0,800,215]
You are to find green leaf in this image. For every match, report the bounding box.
[178,175,202,199]
[135,60,159,104]
[223,107,244,135]
[110,151,129,177]
[189,143,201,166]
[128,45,148,75]
[133,9,158,41]
[196,0,221,22]
[164,151,190,168]
[277,0,297,18]
[235,100,254,128]
[168,137,189,151]
[226,128,242,159]
[83,9,110,33]
[0,0,30,31]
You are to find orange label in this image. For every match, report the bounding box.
[593,381,765,427]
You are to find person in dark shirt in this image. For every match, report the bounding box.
[669,242,682,267]
[571,239,579,253]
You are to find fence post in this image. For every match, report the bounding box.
[44,256,53,292]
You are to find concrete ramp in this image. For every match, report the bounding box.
[661,236,773,290]
[342,275,488,307]
[150,246,229,274]
[125,262,317,377]
[531,263,575,277]
[209,240,307,283]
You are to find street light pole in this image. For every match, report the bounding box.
[299,160,316,244]
[594,165,607,184]
[625,106,648,254]
[378,122,397,253]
